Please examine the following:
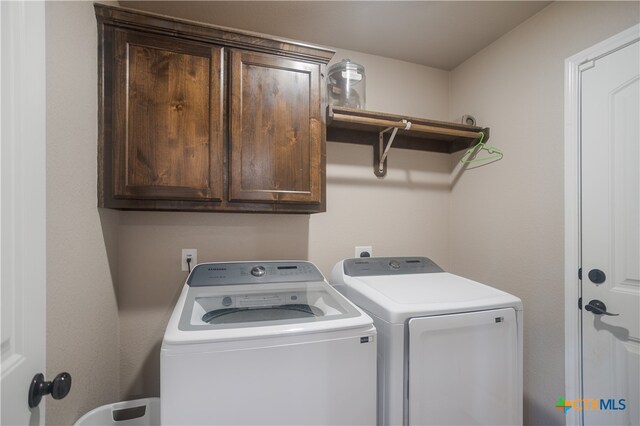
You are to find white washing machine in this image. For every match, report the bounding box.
[331,257,523,426]
[161,261,376,425]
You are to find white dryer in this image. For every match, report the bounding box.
[331,257,523,426]
[161,261,376,425]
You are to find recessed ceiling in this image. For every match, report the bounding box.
[120,1,551,70]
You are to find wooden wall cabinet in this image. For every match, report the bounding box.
[229,51,322,205]
[96,4,333,213]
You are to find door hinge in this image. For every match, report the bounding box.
[578,268,582,280]
[578,297,582,310]
[579,60,596,73]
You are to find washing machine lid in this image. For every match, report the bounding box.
[333,257,523,324]
[164,261,373,344]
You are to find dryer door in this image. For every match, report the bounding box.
[408,308,520,425]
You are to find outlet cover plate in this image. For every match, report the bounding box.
[355,246,373,258]
[182,249,197,271]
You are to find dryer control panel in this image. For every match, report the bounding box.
[187,261,325,286]
[343,257,443,277]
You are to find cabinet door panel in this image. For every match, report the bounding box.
[229,50,322,204]
[113,30,223,201]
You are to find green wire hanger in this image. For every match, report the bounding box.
[460,131,503,165]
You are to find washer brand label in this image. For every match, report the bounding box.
[360,336,373,344]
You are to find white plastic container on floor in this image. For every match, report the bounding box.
[74,398,159,426]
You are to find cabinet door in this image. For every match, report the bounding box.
[229,50,323,204]
[111,30,223,202]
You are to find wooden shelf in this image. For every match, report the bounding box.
[326,106,488,154]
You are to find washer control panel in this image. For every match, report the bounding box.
[187,261,325,287]
[343,256,444,277]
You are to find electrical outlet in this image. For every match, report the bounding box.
[182,249,197,272]
[355,246,373,258]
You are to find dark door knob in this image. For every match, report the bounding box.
[28,372,71,408]
[588,269,606,284]
[585,299,619,316]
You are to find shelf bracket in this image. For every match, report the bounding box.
[374,119,411,177]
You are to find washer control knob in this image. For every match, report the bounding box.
[389,260,401,270]
[222,296,232,307]
[251,266,266,277]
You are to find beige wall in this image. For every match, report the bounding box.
[46,2,120,425]
[117,47,452,399]
[448,2,639,425]
[45,1,640,424]
[118,213,311,397]
[311,48,452,274]
[43,2,452,417]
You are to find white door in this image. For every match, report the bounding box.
[408,308,521,425]
[1,1,47,425]
[581,37,639,425]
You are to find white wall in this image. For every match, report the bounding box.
[46,2,120,425]
[448,2,639,424]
